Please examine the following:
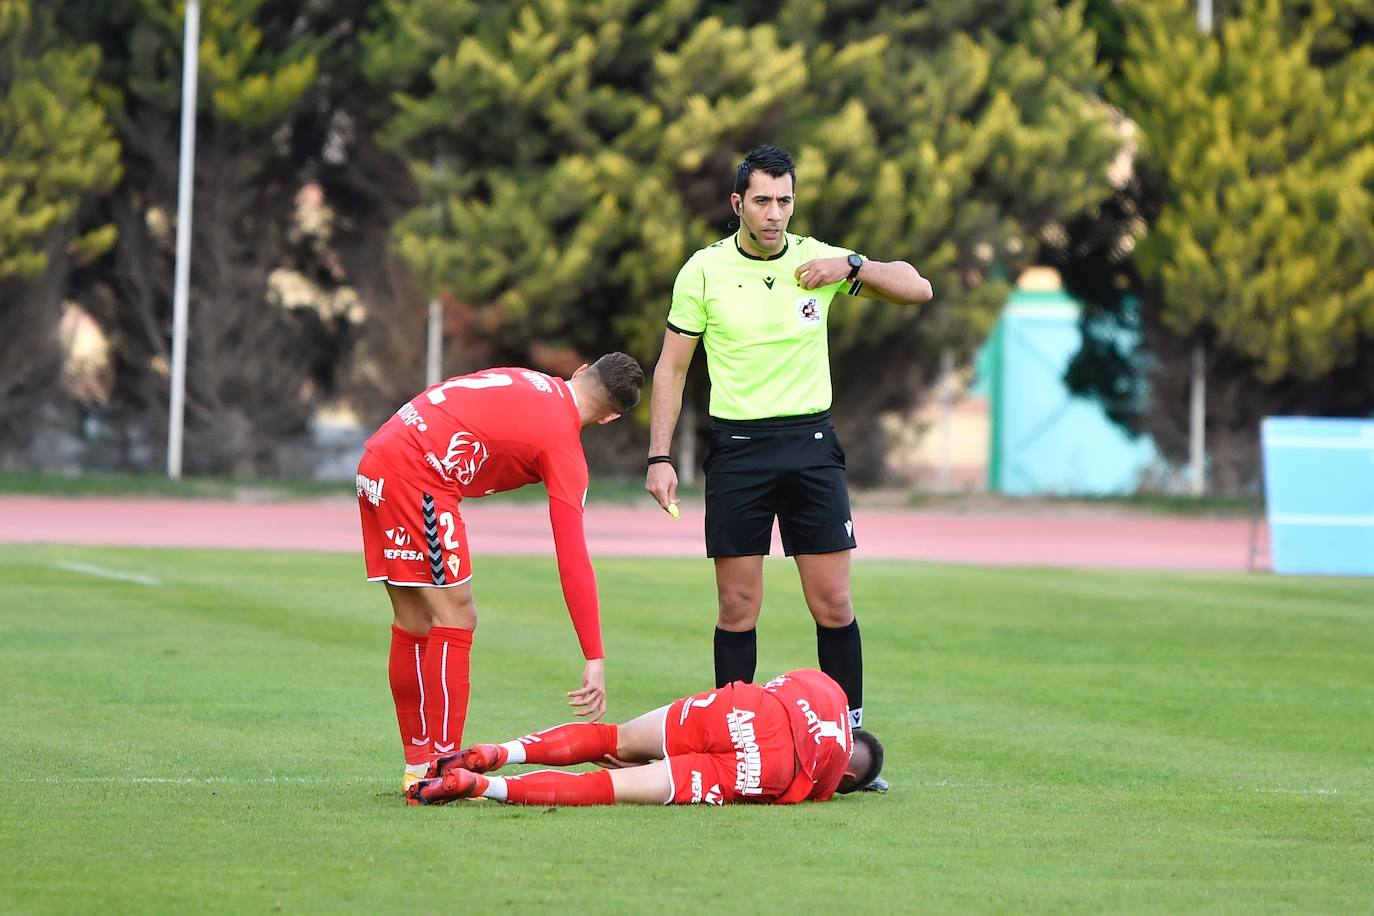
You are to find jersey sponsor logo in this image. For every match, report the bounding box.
[796,697,848,750]
[689,770,723,805]
[521,370,554,393]
[679,692,717,725]
[795,294,821,325]
[384,547,426,561]
[396,402,427,431]
[356,474,385,506]
[427,431,490,485]
[385,527,411,547]
[726,708,762,796]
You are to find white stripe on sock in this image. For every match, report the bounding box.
[414,644,427,738]
[501,740,526,764]
[440,640,450,743]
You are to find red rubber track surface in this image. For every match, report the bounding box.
[0,496,1268,572]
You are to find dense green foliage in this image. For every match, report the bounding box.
[2,0,1371,484]
[367,0,1122,475]
[0,0,119,463]
[1051,0,1374,491]
[55,0,369,475]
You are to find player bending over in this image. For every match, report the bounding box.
[408,668,884,806]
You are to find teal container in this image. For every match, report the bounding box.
[985,289,1157,496]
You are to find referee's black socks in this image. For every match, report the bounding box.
[713,626,757,687]
[817,618,864,729]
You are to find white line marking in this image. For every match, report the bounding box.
[1264,436,1374,450]
[1271,514,1374,527]
[917,780,1342,795]
[52,561,161,586]
[7,775,393,785]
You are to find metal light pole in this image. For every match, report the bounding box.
[426,298,442,387]
[167,0,200,479]
[1197,0,1213,32]
[1189,0,1213,496]
[938,348,954,493]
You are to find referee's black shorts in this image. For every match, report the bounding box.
[702,411,857,558]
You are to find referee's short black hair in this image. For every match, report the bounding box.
[734,145,796,196]
[588,352,644,414]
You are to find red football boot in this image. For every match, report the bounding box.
[406,768,489,806]
[427,743,509,778]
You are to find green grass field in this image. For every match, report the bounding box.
[2,546,1371,913]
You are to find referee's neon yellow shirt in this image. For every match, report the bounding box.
[667,232,861,420]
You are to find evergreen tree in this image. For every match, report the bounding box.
[63,0,360,474]
[773,0,1123,476]
[1052,0,1374,491]
[370,0,1122,479]
[0,1,120,464]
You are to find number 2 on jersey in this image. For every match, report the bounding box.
[426,372,512,405]
[438,512,461,550]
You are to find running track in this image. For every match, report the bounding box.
[0,496,1270,572]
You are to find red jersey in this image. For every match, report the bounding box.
[762,669,854,803]
[360,367,604,659]
[364,367,587,508]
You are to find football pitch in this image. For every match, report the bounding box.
[2,545,1371,913]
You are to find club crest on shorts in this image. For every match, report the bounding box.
[795,294,821,326]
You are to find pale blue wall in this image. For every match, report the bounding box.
[1262,417,1374,576]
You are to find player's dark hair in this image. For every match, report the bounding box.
[836,729,884,794]
[588,352,644,414]
[734,145,796,197]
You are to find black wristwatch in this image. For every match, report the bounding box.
[846,253,864,280]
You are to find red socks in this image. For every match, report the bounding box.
[421,626,473,756]
[502,769,615,806]
[388,625,431,765]
[516,723,619,766]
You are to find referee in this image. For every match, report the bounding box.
[645,145,932,792]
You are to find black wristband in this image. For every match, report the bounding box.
[647,455,673,466]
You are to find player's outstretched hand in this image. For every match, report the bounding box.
[568,657,606,721]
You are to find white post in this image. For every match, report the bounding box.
[677,395,696,486]
[1190,342,1206,495]
[425,298,442,387]
[1188,0,1211,496]
[167,0,200,480]
[938,348,954,493]
[1197,0,1213,33]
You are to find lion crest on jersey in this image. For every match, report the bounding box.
[439,431,490,485]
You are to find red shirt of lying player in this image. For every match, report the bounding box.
[408,668,886,807]
[357,354,645,788]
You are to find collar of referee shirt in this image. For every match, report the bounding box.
[735,231,788,261]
